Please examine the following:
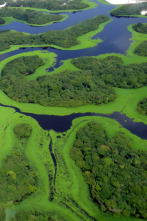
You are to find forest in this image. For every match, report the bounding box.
[71,56,147,88]
[133,23,147,34]
[0,17,5,25]
[7,0,89,11]
[110,2,147,17]
[134,41,147,57]
[0,123,37,218]
[0,8,64,25]
[0,55,146,107]
[0,15,109,51]
[71,122,147,218]
[137,98,147,115]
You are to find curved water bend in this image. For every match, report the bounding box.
[0,103,147,139]
[0,2,115,33]
[0,2,146,59]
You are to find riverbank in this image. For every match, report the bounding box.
[0,105,146,220]
[0,50,146,124]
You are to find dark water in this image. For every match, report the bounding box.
[0,103,147,139]
[0,2,146,71]
[0,1,147,138]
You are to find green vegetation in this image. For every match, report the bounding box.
[72,56,147,88]
[110,2,147,17]
[0,1,146,219]
[71,122,147,218]
[134,41,147,57]
[0,54,147,113]
[0,17,5,25]
[132,23,147,34]
[10,209,65,221]
[137,98,147,115]
[0,8,65,26]
[7,0,92,11]
[1,55,44,77]
[0,15,109,52]
[0,55,116,106]
[0,102,147,221]
[14,123,32,139]
[0,123,38,207]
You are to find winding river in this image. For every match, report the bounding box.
[0,0,147,138]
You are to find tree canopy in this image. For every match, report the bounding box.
[71,122,147,218]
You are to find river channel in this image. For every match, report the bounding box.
[0,0,146,138]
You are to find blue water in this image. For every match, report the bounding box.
[0,1,146,137]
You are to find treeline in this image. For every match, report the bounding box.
[135,41,147,57]
[7,0,89,11]
[71,122,147,218]
[137,98,147,115]
[0,15,109,51]
[0,17,5,25]
[133,23,147,34]
[0,8,64,26]
[0,56,116,107]
[110,2,147,17]
[1,55,147,107]
[0,124,37,209]
[2,55,44,77]
[72,56,147,88]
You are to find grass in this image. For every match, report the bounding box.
[1,13,68,27]
[0,50,146,124]
[8,0,97,14]
[49,116,147,221]
[0,17,110,55]
[3,112,145,220]
[0,3,146,221]
[127,24,147,59]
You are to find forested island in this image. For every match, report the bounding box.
[0,8,64,26]
[110,2,147,17]
[6,0,90,11]
[71,122,147,218]
[1,55,146,107]
[133,23,147,34]
[0,15,109,51]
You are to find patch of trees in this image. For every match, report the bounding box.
[2,55,44,77]
[0,8,63,25]
[72,56,147,88]
[137,98,147,115]
[1,55,147,107]
[110,2,147,17]
[0,15,109,51]
[14,123,32,139]
[71,122,147,218]
[0,56,116,107]
[7,0,89,11]
[134,41,147,57]
[0,124,37,206]
[133,23,147,34]
[0,17,5,25]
